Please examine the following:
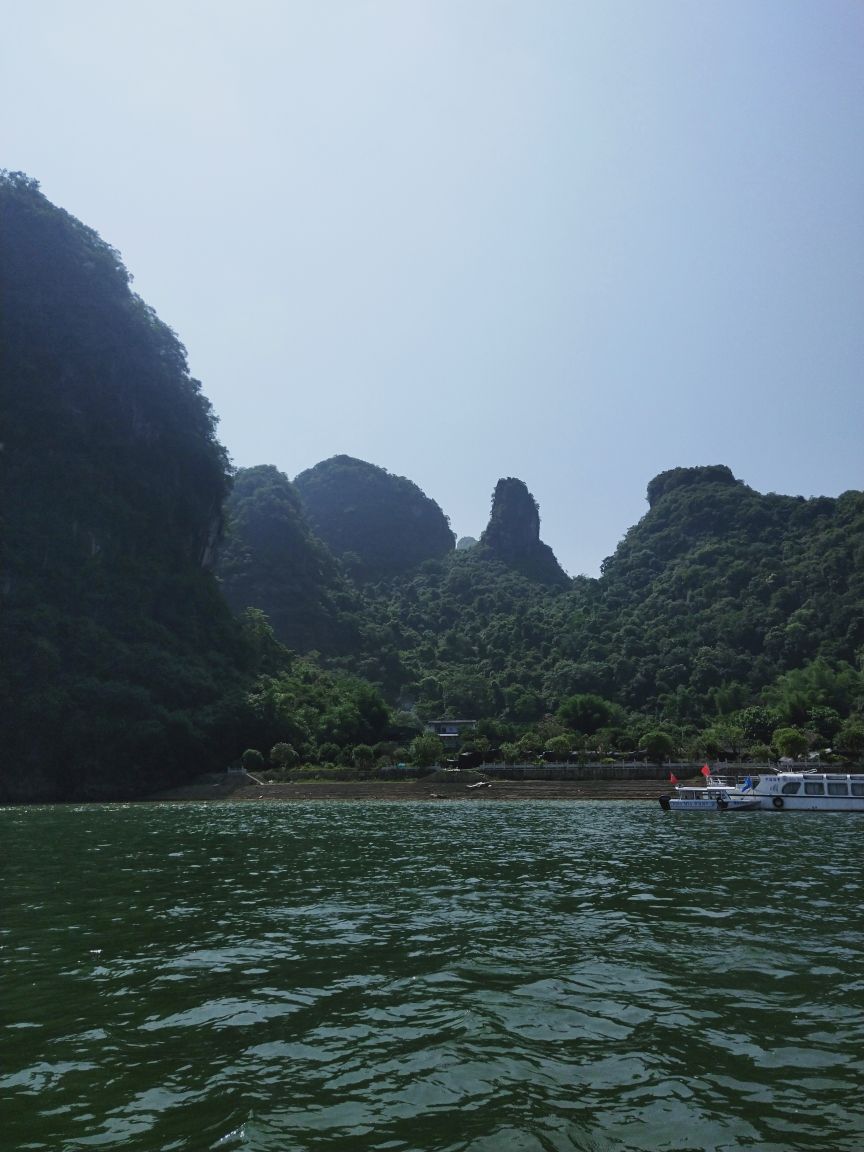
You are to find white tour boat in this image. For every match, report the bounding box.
[729,770,864,812]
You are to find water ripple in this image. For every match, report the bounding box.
[2,801,862,1150]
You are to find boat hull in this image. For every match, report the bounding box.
[659,794,761,812]
[756,794,864,812]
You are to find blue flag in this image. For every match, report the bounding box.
[741,775,753,793]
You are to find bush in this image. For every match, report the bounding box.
[241,748,265,772]
[353,743,374,769]
[288,764,362,781]
[373,740,399,763]
[748,743,774,763]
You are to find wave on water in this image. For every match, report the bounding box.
[3,801,863,1151]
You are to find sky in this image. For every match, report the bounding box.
[3,0,863,575]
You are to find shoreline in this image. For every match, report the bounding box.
[146,774,689,803]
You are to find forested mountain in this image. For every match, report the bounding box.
[227,456,863,756]
[293,455,455,580]
[583,466,864,720]
[4,173,862,800]
[0,171,252,800]
[356,466,864,746]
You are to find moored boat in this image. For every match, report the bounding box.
[744,770,864,812]
[659,782,761,812]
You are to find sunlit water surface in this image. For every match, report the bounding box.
[2,801,862,1151]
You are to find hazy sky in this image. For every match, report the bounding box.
[3,1,862,575]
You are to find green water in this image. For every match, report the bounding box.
[2,801,862,1151]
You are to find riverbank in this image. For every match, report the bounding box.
[146,772,691,803]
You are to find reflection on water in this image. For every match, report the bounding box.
[2,801,863,1151]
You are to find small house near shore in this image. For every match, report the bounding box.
[424,719,478,746]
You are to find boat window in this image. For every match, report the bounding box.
[827,782,848,796]
[781,781,802,795]
[850,782,864,797]
[804,781,825,795]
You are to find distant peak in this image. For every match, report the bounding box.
[646,465,741,509]
[480,478,568,587]
[482,478,540,551]
[293,455,455,579]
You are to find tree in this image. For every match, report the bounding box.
[701,722,745,758]
[558,694,617,735]
[442,671,496,717]
[536,714,567,742]
[545,734,572,760]
[772,727,808,760]
[737,706,781,744]
[505,688,545,722]
[641,730,675,764]
[766,660,863,722]
[835,720,864,762]
[409,733,443,767]
[242,748,265,772]
[517,732,540,760]
[500,741,521,764]
[270,742,298,769]
[806,706,842,740]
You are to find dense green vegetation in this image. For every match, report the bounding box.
[365,467,864,756]
[225,458,864,768]
[3,174,863,800]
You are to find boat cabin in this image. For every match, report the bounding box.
[773,773,864,799]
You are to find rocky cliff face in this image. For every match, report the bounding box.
[480,478,570,586]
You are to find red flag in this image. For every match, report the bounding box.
[701,764,711,778]
[669,773,679,784]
